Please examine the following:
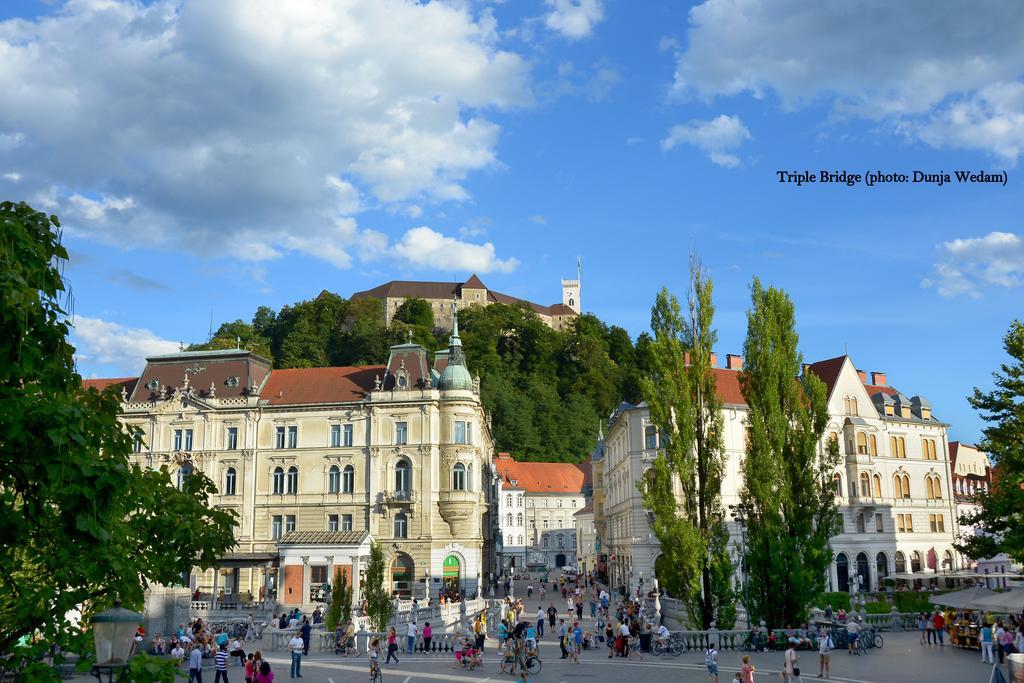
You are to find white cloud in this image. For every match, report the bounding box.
[544,0,604,40]
[923,231,1024,298]
[528,214,547,225]
[2,172,20,182]
[391,226,518,273]
[672,0,1024,161]
[662,114,751,167]
[71,316,180,374]
[0,1,531,265]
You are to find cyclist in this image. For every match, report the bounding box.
[655,623,670,649]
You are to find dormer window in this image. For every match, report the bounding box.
[884,405,894,416]
[901,406,911,419]
[225,376,240,388]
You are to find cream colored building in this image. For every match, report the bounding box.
[86,308,495,608]
[350,270,581,332]
[592,353,963,600]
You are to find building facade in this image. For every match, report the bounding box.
[493,454,589,573]
[85,308,495,608]
[592,353,963,602]
[950,442,1014,587]
[350,270,581,332]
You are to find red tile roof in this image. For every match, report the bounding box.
[712,368,746,405]
[261,365,385,405]
[574,503,594,515]
[83,377,138,392]
[806,355,847,395]
[494,457,588,494]
[464,274,487,289]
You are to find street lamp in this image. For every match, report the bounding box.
[90,600,142,682]
[728,503,753,629]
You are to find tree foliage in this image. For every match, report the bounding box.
[956,320,1024,563]
[0,201,237,679]
[639,259,734,629]
[393,297,435,330]
[738,277,839,627]
[326,568,353,631]
[364,543,393,632]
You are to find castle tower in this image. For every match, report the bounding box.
[562,257,581,313]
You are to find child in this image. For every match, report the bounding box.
[741,654,755,683]
[705,644,719,683]
[733,674,743,683]
[369,638,381,678]
[244,653,255,683]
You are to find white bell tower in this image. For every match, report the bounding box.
[562,257,581,313]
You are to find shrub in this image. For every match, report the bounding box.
[892,591,938,614]
[865,601,892,614]
[815,592,851,612]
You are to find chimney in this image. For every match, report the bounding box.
[872,371,887,386]
[709,352,718,368]
[726,354,744,370]
[857,370,867,383]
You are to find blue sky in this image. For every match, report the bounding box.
[2,1,1022,444]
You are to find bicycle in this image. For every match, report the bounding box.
[626,635,643,661]
[651,636,684,657]
[369,662,382,683]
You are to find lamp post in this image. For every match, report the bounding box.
[729,503,752,629]
[90,600,142,682]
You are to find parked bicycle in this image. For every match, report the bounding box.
[650,634,684,656]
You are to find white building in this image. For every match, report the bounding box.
[494,453,589,573]
[592,353,963,600]
[950,442,1015,588]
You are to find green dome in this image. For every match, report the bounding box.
[438,303,474,391]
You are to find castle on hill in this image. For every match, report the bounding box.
[350,268,581,331]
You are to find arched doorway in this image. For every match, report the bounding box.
[876,552,889,590]
[391,553,414,598]
[442,554,461,595]
[836,553,850,593]
[555,553,567,568]
[856,552,870,592]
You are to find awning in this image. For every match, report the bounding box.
[931,586,996,609]
[216,552,279,569]
[970,589,1024,614]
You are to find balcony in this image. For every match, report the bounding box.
[438,489,481,537]
[382,490,416,506]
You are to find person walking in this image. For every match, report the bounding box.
[214,644,230,683]
[931,611,945,647]
[782,643,800,682]
[299,618,311,656]
[571,621,583,663]
[407,621,418,654]
[288,630,304,678]
[188,643,204,683]
[547,603,558,630]
[536,607,545,638]
[925,612,936,645]
[996,621,1007,664]
[981,622,994,664]
[558,619,569,659]
[605,622,615,659]
[619,621,631,658]
[740,654,755,683]
[386,627,400,664]
[846,619,860,655]
[818,626,833,678]
[423,622,433,653]
[575,601,583,621]
[705,644,719,683]
[917,613,928,644]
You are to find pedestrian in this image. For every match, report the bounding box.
[188,643,204,683]
[386,627,400,664]
[846,619,860,655]
[604,621,615,658]
[214,644,230,683]
[407,621,418,654]
[288,630,304,678]
[925,612,935,645]
[917,613,928,644]
[705,643,719,683]
[619,621,631,658]
[300,618,311,656]
[536,607,545,638]
[740,654,755,683]
[230,637,245,667]
[558,619,568,659]
[571,621,582,664]
[818,626,833,678]
[1001,621,1016,657]
[244,654,255,683]
[782,643,799,682]
[528,583,533,598]
[931,610,945,647]
[423,622,433,653]
[590,599,597,619]
[547,603,557,629]
[981,622,994,664]
[253,662,273,683]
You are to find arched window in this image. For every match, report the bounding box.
[644,426,657,450]
[395,460,411,492]
[557,534,565,549]
[850,397,858,416]
[224,467,236,496]
[394,512,408,539]
[272,466,285,494]
[832,473,843,497]
[506,513,512,526]
[895,551,906,574]
[542,536,549,549]
[869,434,878,456]
[286,466,298,494]
[894,473,910,499]
[898,437,906,457]
[927,475,942,499]
[343,465,354,493]
[177,462,193,491]
[328,465,341,494]
[516,513,523,526]
[911,551,923,573]
[872,474,882,498]
[856,432,868,455]
[876,552,889,582]
[506,493,512,506]
[859,472,870,497]
[453,463,466,490]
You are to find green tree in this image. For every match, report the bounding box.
[393,297,435,329]
[326,568,353,631]
[956,320,1024,562]
[639,259,734,629]
[0,202,237,679]
[364,543,393,632]
[738,278,839,627]
[188,319,272,360]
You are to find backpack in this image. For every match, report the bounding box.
[705,648,716,665]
